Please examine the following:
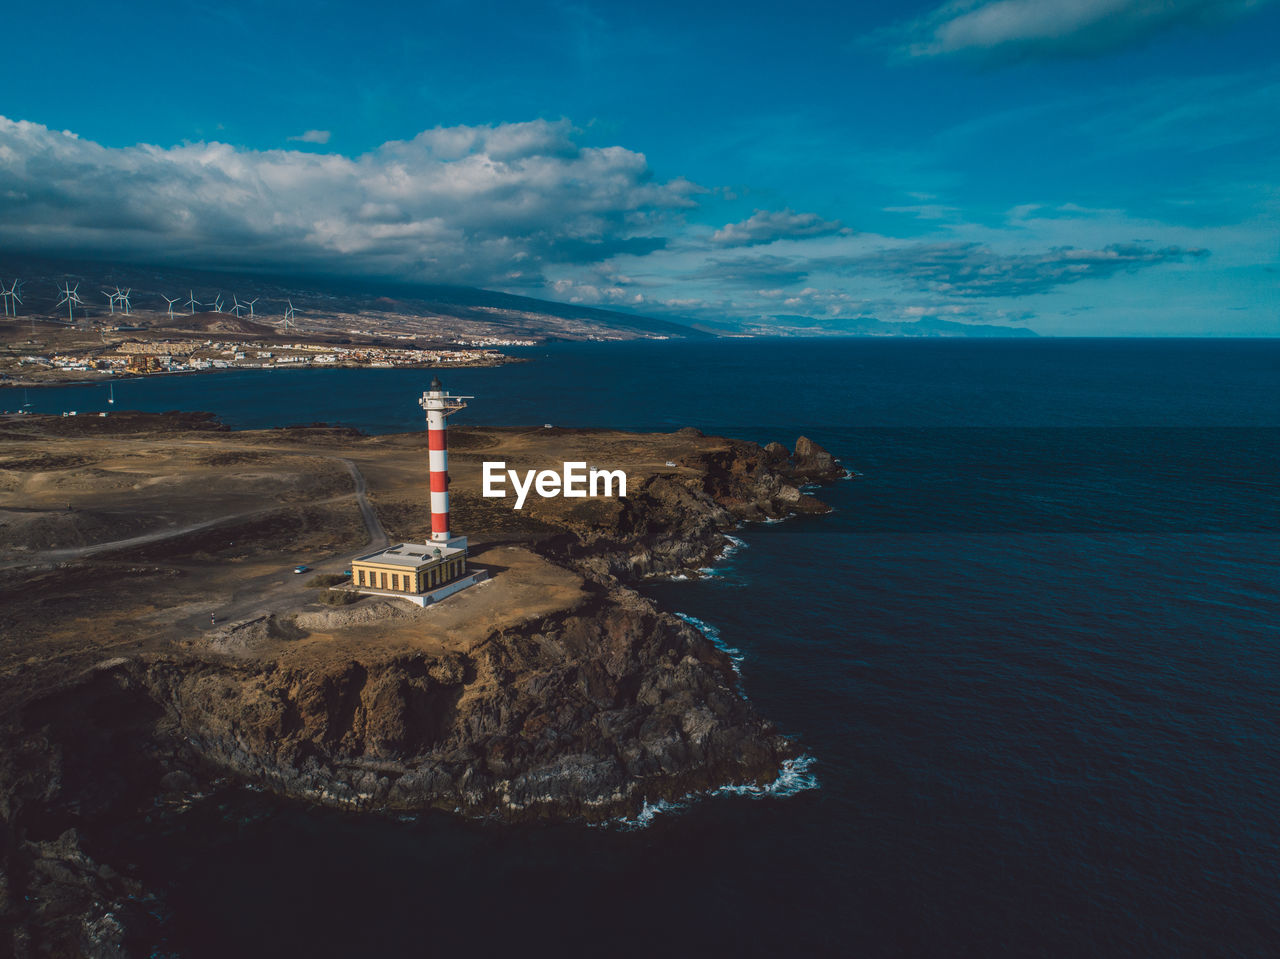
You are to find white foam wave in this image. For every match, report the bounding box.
[688,533,746,579]
[675,612,744,677]
[604,754,821,830]
[659,532,745,582]
[710,754,820,799]
[614,796,684,831]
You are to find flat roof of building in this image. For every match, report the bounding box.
[353,542,465,569]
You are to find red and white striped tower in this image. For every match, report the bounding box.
[419,376,472,542]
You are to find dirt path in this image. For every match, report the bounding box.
[9,454,386,569]
[3,435,397,638]
[336,456,388,551]
[179,457,391,632]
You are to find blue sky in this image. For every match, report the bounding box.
[1,0,1277,334]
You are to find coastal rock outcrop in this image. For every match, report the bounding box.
[537,435,838,582]
[0,429,845,954]
[792,436,844,482]
[128,589,791,820]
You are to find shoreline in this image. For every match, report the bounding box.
[0,414,845,951]
[0,355,521,391]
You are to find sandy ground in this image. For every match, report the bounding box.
[0,414,725,706]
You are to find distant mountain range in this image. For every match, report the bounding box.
[0,254,708,343]
[763,315,1038,337]
[0,253,1036,339]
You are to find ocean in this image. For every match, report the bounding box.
[8,338,1280,957]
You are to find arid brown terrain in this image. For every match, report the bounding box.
[0,410,842,956]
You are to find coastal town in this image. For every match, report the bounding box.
[0,299,538,386]
[9,337,513,378]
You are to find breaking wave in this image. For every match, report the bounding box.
[606,755,821,831]
[694,533,748,579]
[617,797,684,830]
[711,755,819,799]
[675,612,744,678]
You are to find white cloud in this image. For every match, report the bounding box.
[884,203,959,220]
[550,277,646,305]
[893,0,1273,61]
[710,208,849,247]
[288,129,331,144]
[829,241,1209,297]
[0,116,700,287]
[0,113,1256,335]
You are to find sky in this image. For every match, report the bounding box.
[0,0,1277,335]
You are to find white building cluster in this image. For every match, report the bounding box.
[30,340,507,376]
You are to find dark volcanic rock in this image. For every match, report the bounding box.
[0,668,178,957]
[539,434,841,581]
[4,594,791,832]
[0,430,844,953]
[792,436,844,482]
[763,441,790,465]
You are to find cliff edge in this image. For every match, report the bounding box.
[0,419,842,955]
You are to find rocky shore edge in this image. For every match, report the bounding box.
[0,430,844,956]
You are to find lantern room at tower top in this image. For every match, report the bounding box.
[348,377,486,607]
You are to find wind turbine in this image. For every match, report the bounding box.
[244,297,258,318]
[161,294,180,319]
[102,288,121,314]
[283,300,296,330]
[229,296,245,318]
[9,281,23,319]
[7,280,29,331]
[210,294,224,314]
[119,288,133,316]
[9,281,31,333]
[185,290,201,314]
[56,282,83,323]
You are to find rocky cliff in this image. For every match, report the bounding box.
[0,432,842,956]
[543,430,838,581]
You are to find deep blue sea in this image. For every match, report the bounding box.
[7,339,1279,957]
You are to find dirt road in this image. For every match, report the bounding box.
[11,453,386,569]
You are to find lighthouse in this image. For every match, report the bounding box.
[420,375,472,546]
[348,376,486,606]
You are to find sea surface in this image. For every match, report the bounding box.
[8,339,1280,957]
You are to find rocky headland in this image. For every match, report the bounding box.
[0,415,842,955]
